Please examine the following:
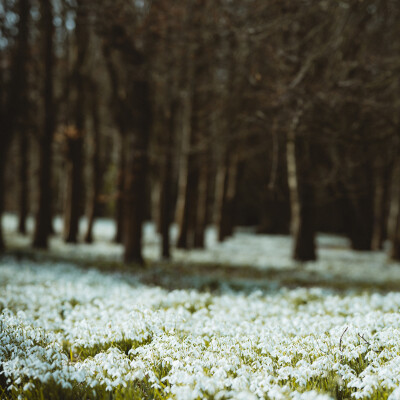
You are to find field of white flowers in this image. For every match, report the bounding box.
[2,214,400,399]
[2,253,400,400]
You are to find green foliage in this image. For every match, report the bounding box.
[62,336,153,362]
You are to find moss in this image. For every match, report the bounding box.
[62,336,153,362]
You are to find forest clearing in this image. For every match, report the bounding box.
[2,216,400,399]
[2,0,400,398]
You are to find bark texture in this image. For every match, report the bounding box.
[33,0,55,249]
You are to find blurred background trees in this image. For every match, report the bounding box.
[0,0,399,264]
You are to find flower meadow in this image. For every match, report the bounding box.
[2,259,400,399]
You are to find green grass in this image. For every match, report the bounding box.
[62,336,153,362]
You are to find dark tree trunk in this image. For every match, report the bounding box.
[389,156,400,261]
[225,159,242,238]
[160,157,173,259]
[84,83,102,244]
[391,207,400,261]
[371,164,392,251]
[293,180,316,261]
[193,162,209,248]
[175,96,194,250]
[123,80,151,265]
[349,198,374,251]
[33,136,53,248]
[16,0,30,235]
[390,205,400,261]
[347,180,374,251]
[216,153,240,242]
[102,44,127,245]
[176,156,198,249]
[114,134,126,243]
[176,175,190,249]
[33,0,55,249]
[286,116,316,262]
[18,131,29,235]
[64,135,84,243]
[160,101,177,259]
[63,0,88,244]
[215,158,229,242]
[0,0,30,249]
[0,150,7,251]
[258,139,291,235]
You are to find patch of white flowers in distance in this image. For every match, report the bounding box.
[2,259,400,399]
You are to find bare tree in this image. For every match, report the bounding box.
[32,0,56,249]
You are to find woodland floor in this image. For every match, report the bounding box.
[2,213,400,293]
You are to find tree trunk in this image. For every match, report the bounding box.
[176,157,197,249]
[389,156,400,260]
[18,131,29,235]
[286,116,316,262]
[123,80,151,265]
[63,0,87,244]
[293,180,316,261]
[63,134,83,243]
[175,91,194,250]
[258,138,291,235]
[0,0,30,249]
[160,101,177,259]
[33,0,55,249]
[225,158,241,238]
[215,159,228,242]
[33,135,54,248]
[347,187,374,251]
[0,149,7,252]
[84,83,101,244]
[216,152,239,242]
[114,133,126,243]
[193,161,209,248]
[371,163,392,251]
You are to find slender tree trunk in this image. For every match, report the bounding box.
[372,173,385,250]
[225,158,241,238]
[193,161,209,248]
[0,0,30,249]
[176,92,193,249]
[390,206,400,260]
[33,0,55,249]
[114,133,126,243]
[216,152,239,242]
[63,0,87,244]
[123,80,151,265]
[286,115,316,262]
[176,157,197,249]
[371,163,392,251]
[84,84,101,244]
[258,137,291,235]
[18,131,29,234]
[16,0,30,235]
[389,156,400,260]
[348,187,374,251]
[160,101,177,259]
[293,180,316,261]
[64,134,83,243]
[186,164,200,248]
[160,157,173,259]
[33,136,53,248]
[0,149,7,251]
[215,158,228,242]
[101,44,126,244]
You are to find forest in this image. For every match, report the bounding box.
[2,0,400,399]
[1,0,399,264]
